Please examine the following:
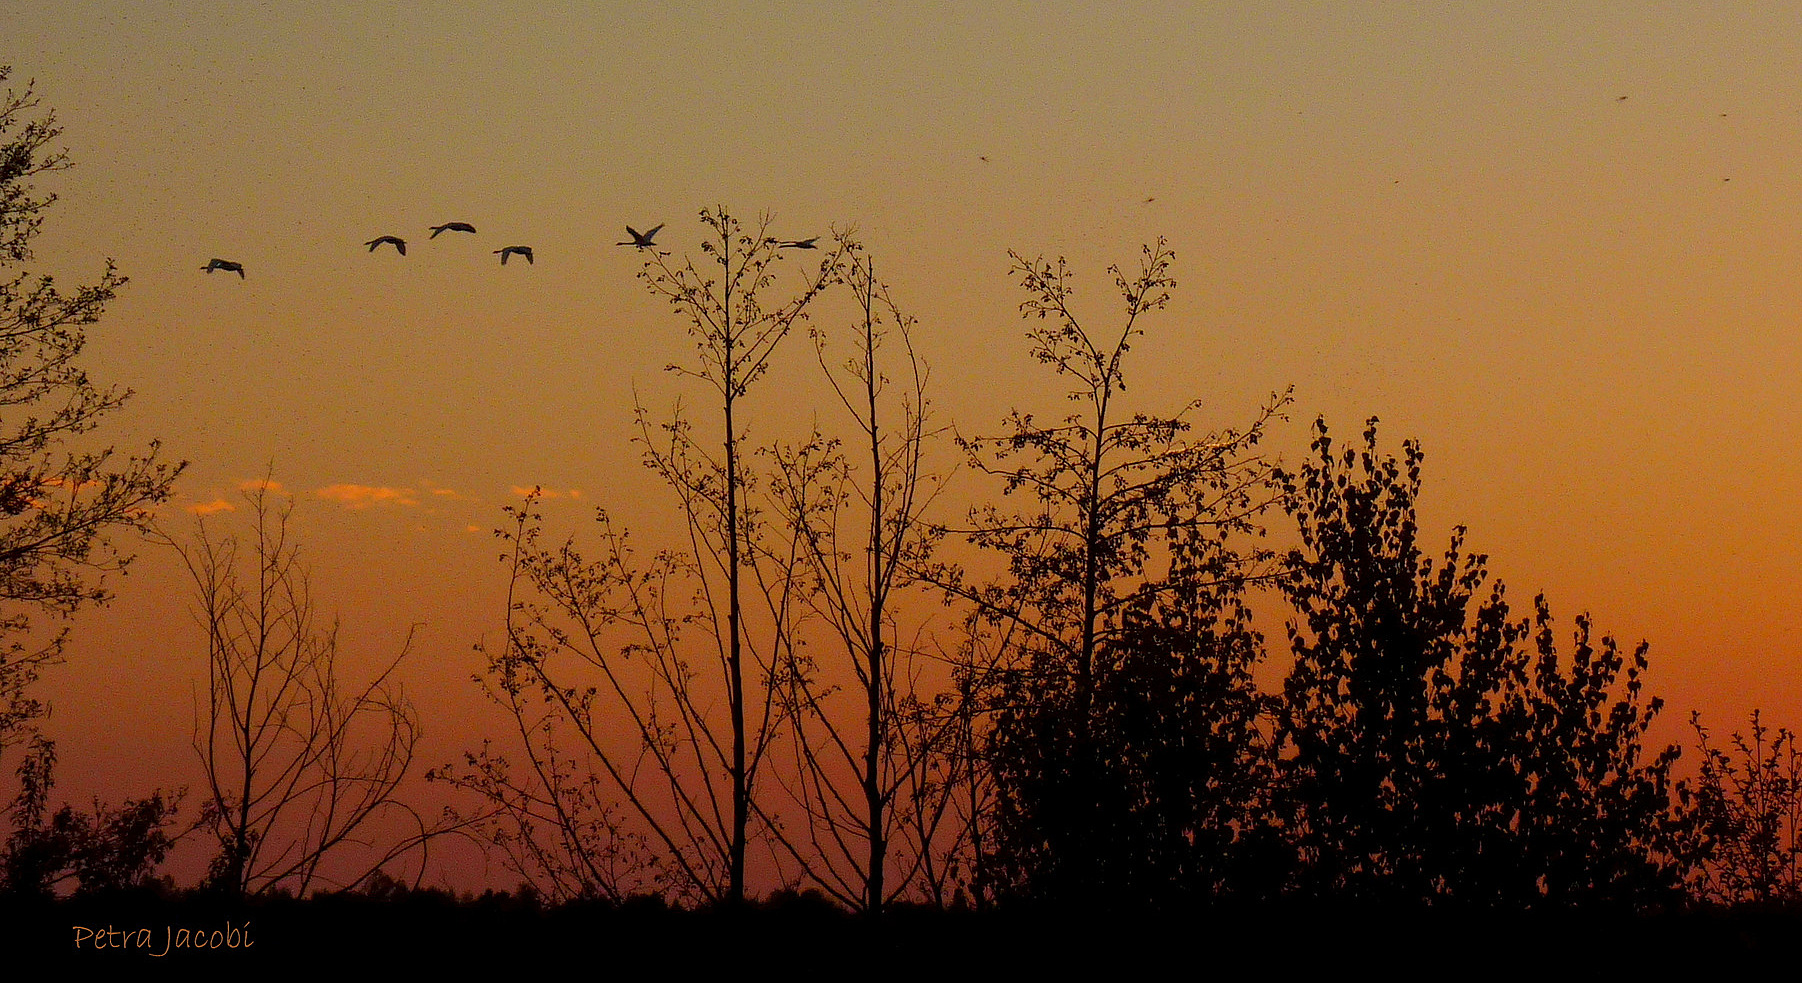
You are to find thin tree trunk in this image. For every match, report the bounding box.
[724,273,747,905]
[862,261,887,914]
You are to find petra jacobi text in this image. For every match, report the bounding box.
[71,922,254,956]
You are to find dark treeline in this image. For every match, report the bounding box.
[417,220,1793,922]
[6,66,1802,965]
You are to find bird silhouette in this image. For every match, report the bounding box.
[365,235,407,255]
[616,224,664,248]
[779,237,819,250]
[495,246,534,265]
[202,258,245,278]
[429,222,477,238]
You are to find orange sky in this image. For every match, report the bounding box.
[11,2,1802,889]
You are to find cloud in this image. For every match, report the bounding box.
[509,486,583,499]
[41,477,104,493]
[314,484,419,509]
[187,498,236,516]
[238,478,286,494]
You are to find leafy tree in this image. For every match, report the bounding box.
[984,587,1281,907]
[940,241,1290,906]
[2,735,178,897]
[0,67,183,763]
[1279,416,1685,907]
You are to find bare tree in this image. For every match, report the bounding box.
[1685,709,1802,905]
[446,209,849,905]
[429,502,668,904]
[761,248,959,912]
[0,66,183,765]
[168,482,434,898]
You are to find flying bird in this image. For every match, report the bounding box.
[495,246,534,265]
[429,222,477,238]
[201,258,245,278]
[365,235,407,255]
[616,224,664,249]
[779,237,819,249]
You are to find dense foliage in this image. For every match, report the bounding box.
[1278,417,1685,907]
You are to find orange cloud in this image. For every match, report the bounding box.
[238,478,286,494]
[187,498,236,516]
[509,486,583,499]
[41,477,104,493]
[314,484,419,509]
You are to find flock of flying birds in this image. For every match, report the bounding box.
[198,221,821,279]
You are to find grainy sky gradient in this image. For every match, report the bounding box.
[11,2,1802,887]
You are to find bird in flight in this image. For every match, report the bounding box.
[495,246,534,265]
[779,237,819,250]
[365,235,407,255]
[430,222,477,238]
[202,258,245,278]
[616,224,664,248]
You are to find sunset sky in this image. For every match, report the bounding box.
[11,2,1802,888]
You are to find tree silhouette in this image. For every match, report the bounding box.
[631,209,849,902]
[1,735,178,897]
[1683,709,1802,905]
[431,497,669,904]
[0,66,183,766]
[935,240,1290,905]
[169,482,434,898]
[762,247,959,912]
[1280,416,1685,907]
[447,210,850,905]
